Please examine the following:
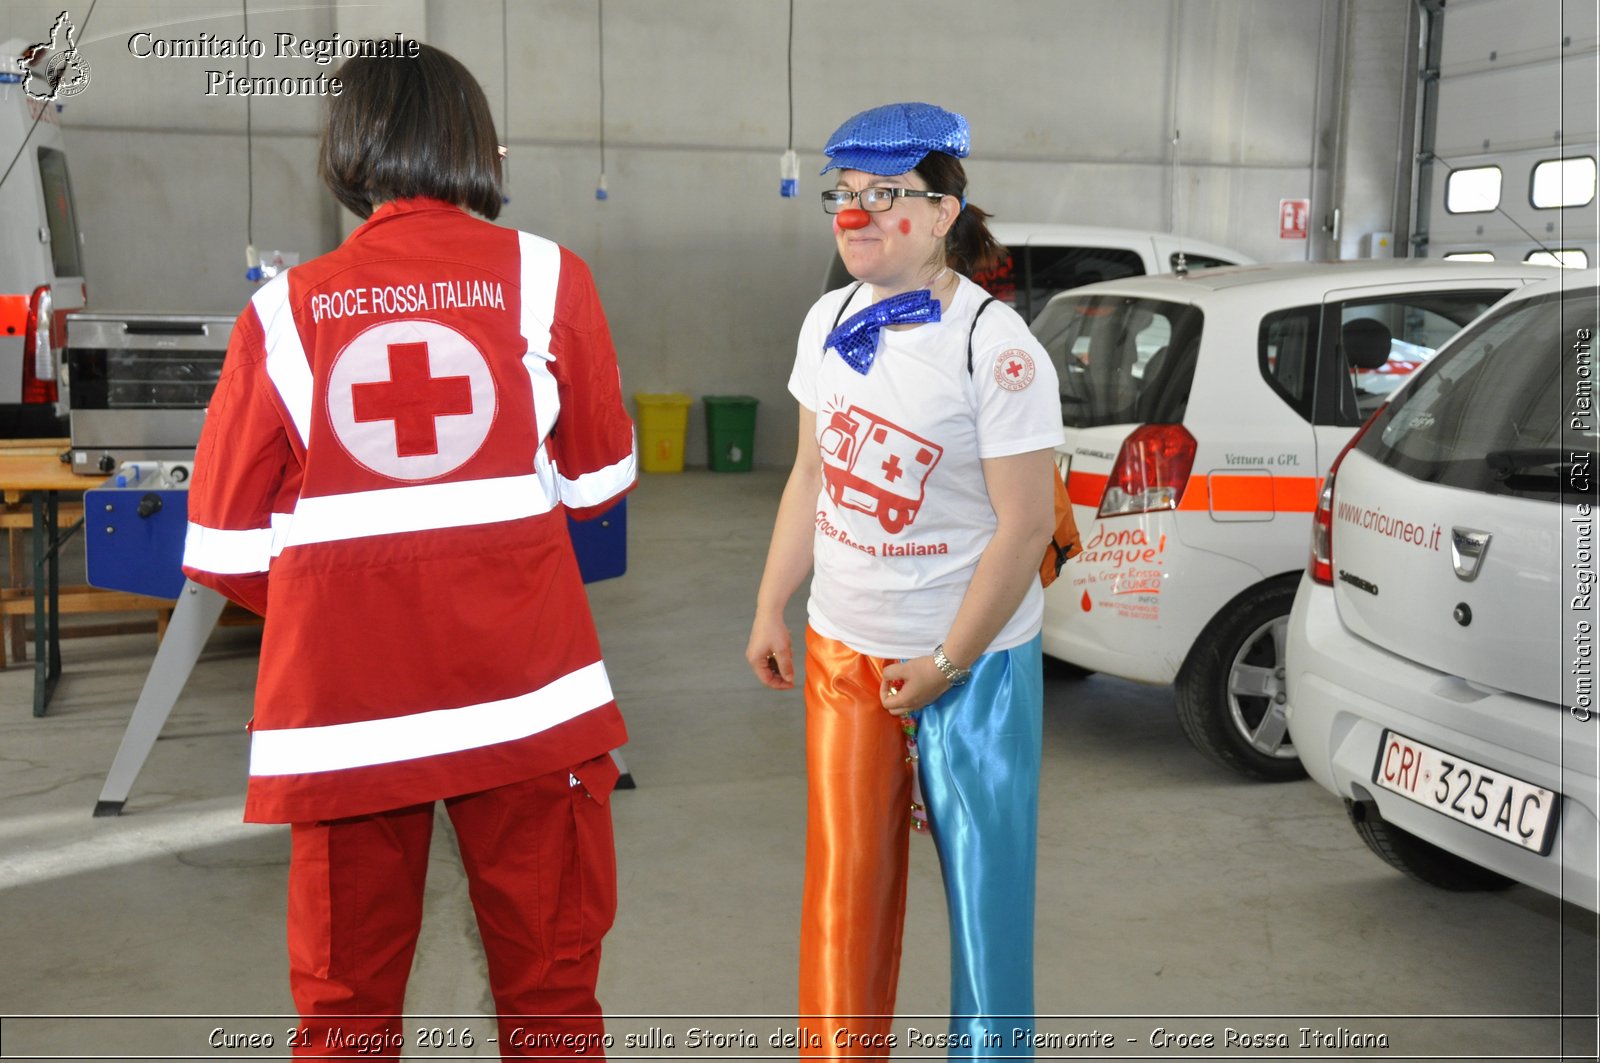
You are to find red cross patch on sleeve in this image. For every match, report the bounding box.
[993,349,1037,392]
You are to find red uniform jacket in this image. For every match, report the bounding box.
[182,198,635,824]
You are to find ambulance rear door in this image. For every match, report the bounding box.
[0,65,87,433]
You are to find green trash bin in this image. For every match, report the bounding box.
[703,395,759,472]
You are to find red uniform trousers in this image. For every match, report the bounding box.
[286,756,618,1060]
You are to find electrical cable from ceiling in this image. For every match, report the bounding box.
[242,0,259,281]
[500,0,511,205]
[595,0,607,201]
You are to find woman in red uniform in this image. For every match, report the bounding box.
[182,45,636,1059]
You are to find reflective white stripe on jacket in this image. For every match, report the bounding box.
[250,661,616,776]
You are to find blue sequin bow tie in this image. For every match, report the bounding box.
[824,290,942,375]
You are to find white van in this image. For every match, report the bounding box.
[824,223,1251,319]
[1031,261,1555,779]
[0,36,88,437]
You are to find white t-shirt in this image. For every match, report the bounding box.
[789,275,1065,659]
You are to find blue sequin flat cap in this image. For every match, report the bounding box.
[820,102,970,176]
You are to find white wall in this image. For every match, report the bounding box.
[5,0,1341,466]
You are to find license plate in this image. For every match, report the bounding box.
[1372,731,1561,855]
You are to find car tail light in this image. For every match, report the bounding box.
[21,285,57,404]
[1097,423,1197,518]
[1309,409,1384,585]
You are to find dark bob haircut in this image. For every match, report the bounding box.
[320,44,503,220]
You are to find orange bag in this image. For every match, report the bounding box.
[1040,465,1081,587]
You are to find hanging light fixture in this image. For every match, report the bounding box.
[779,0,796,197]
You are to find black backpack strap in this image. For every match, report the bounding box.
[967,296,998,374]
[820,282,867,364]
[829,282,867,332]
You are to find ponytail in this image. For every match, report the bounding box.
[945,201,1006,278]
[914,151,1006,278]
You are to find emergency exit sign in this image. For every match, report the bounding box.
[1279,199,1310,240]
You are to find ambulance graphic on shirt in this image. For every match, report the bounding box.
[818,405,943,534]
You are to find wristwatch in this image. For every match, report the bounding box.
[932,644,971,686]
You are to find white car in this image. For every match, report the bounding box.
[1286,269,1598,909]
[825,223,1251,320]
[1033,260,1557,779]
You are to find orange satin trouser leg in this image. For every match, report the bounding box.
[799,627,913,1059]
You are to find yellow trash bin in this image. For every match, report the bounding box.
[634,392,692,473]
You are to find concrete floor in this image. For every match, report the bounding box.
[1,468,1596,1061]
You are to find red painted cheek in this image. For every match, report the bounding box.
[898,218,912,235]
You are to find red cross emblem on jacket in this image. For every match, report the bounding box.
[351,342,475,458]
[327,321,499,481]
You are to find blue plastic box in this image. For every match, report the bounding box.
[85,463,191,600]
[567,498,627,583]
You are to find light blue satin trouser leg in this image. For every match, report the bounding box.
[916,635,1042,1059]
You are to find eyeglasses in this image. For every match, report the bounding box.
[821,187,946,214]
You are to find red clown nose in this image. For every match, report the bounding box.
[835,208,871,230]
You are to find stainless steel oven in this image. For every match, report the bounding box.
[65,311,233,474]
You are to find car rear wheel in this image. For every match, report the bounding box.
[1345,799,1516,892]
[1174,577,1306,781]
